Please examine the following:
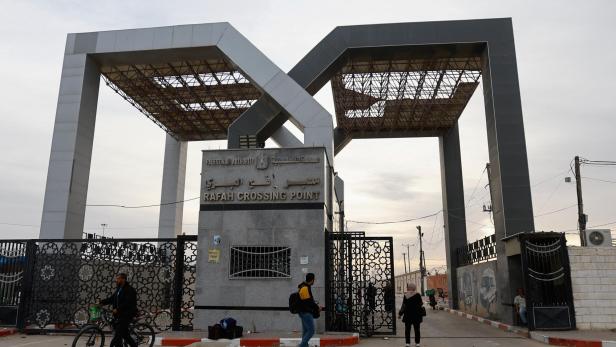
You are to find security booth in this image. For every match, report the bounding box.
[195,147,332,333]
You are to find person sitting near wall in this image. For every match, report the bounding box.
[514,288,527,326]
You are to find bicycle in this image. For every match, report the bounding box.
[72,306,155,347]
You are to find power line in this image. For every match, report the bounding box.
[346,210,441,225]
[582,176,616,184]
[534,204,578,218]
[86,196,200,209]
[0,222,39,228]
[561,219,616,233]
[465,167,487,208]
[531,168,572,188]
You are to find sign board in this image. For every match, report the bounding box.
[200,148,326,206]
[208,249,221,263]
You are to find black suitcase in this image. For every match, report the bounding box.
[208,324,223,340]
[223,325,243,339]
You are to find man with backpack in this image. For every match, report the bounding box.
[295,273,321,347]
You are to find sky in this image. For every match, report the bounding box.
[0,0,615,275]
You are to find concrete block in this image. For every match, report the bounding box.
[576,322,591,330]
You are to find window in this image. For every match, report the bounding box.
[229,246,291,279]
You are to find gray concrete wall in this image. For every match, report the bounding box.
[195,148,328,332]
[457,261,499,320]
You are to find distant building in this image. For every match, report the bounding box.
[395,271,448,295]
[395,271,422,294]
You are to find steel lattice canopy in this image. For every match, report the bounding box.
[331,54,482,136]
[101,57,262,141]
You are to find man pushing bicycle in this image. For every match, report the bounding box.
[99,273,138,347]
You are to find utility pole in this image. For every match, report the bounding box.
[417,225,426,295]
[402,243,413,273]
[574,156,587,246]
[101,223,108,239]
[402,252,408,274]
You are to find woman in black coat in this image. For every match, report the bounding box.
[399,283,424,347]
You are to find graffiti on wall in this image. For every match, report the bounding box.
[457,260,498,320]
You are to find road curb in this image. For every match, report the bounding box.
[528,331,616,347]
[154,333,360,346]
[440,307,529,338]
[0,328,17,337]
[441,307,616,347]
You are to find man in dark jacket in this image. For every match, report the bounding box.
[297,273,320,347]
[100,273,138,347]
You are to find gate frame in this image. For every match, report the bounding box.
[6,236,197,332]
[519,232,576,331]
[325,232,396,336]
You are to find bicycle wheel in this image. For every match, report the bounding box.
[130,323,155,347]
[72,325,105,347]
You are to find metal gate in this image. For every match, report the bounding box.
[520,232,575,330]
[325,232,395,336]
[0,241,27,326]
[0,235,196,332]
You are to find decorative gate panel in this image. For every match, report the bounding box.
[0,241,27,326]
[520,233,575,330]
[14,236,197,332]
[326,232,395,336]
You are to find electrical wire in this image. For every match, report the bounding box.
[582,176,616,184]
[0,222,39,228]
[534,204,578,218]
[346,210,441,225]
[86,196,200,209]
[465,167,487,208]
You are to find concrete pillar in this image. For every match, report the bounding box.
[438,124,467,310]
[334,175,345,232]
[157,134,188,238]
[482,41,536,323]
[40,53,100,239]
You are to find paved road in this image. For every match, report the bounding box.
[359,299,543,347]
[0,334,74,347]
[0,300,545,347]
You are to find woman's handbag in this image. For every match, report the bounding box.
[420,306,427,317]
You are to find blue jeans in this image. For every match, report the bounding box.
[519,306,527,325]
[299,312,315,347]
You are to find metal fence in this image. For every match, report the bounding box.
[457,234,497,266]
[325,232,395,337]
[0,236,196,332]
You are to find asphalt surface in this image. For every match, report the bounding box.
[0,296,545,347]
[357,305,545,347]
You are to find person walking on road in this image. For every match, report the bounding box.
[297,273,321,347]
[399,283,424,347]
[99,273,138,347]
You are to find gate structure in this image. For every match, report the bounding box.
[0,236,196,332]
[326,232,395,336]
[0,241,27,326]
[520,233,575,330]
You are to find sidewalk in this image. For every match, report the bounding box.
[154,331,359,346]
[441,305,616,347]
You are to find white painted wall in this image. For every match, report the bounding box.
[568,246,616,330]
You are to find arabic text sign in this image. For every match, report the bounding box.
[201,148,325,205]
